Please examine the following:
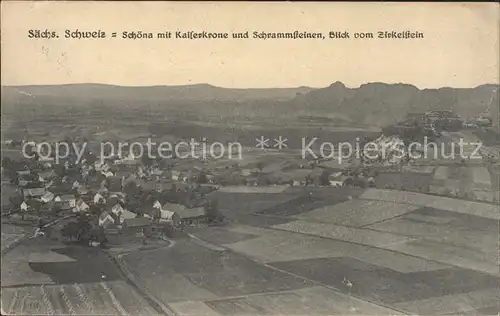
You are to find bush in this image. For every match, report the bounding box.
[205,198,222,221]
[319,170,330,186]
[90,226,107,245]
[61,221,79,240]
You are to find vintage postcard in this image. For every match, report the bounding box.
[1,1,499,315]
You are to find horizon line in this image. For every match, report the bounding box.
[2,81,499,90]
[0,81,500,90]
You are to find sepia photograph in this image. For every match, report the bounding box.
[1,2,499,315]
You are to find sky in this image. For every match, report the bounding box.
[1,2,499,89]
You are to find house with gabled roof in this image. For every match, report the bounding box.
[102,170,115,178]
[39,157,55,168]
[94,161,105,172]
[161,202,185,213]
[74,199,90,213]
[137,167,147,178]
[76,186,90,196]
[120,172,138,186]
[153,200,162,210]
[72,180,81,190]
[161,202,207,226]
[118,208,137,224]
[177,206,207,225]
[114,152,139,166]
[98,211,117,229]
[329,175,351,187]
[171,170,181,181]
[142,179,176,193]
[38,156,55,163]
[22,187,46,199]
[18,180,29,188]
[158,210,180,226]
[93,192,106,204]
[44,180,54,189]
[54,194,76,207]
[38,170,56,182]
[40,191,55,203]
[150,167,164,177]
[48,182,73,197]
[111,203,124,217]
[20,201,28,212]
[53,200,73,211]
[121,218,152,236]
[108,193,125,205]
[17,170,31,177]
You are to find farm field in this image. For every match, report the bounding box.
[1,223,29,253]
[1,237,159,315]
[118,187,500,315]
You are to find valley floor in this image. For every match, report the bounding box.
[120,188,500,316]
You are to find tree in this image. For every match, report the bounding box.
[9,195,23,208]
[51,203,62,214]
[23,198,42,214]
[344,177,354,187]
[353,177,367,189]
[61,221,79,241]
[319,170,330,186]
[141,154,154,167]
[53,164,66,178]
[84,151,98,165]
[143,190,159,205]
[152,208,161,221]
[125,192,142,212]
[123,181,139,196]
[90,204,104,216]
[305,175,312,186]
[31,199,42,216]
[76,215,92,245]
[205,198,222,221]
[2,157,12,169]
[197,172,208,184]
[90,226,107,246]
[256,161,265,172]
[8,170,19,185]
[160,189,178,204]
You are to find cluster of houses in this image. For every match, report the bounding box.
[5,136,439,234]
[398,110,464,134]
[4,146,222,243]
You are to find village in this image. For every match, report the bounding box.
[2,108,498,250]
[1,141,228,247]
